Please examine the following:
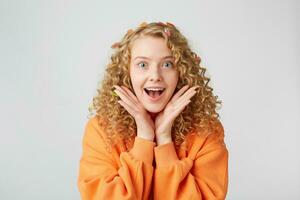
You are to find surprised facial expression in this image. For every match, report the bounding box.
[129,36,179,114]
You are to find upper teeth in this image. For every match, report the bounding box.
[145,87,165,91]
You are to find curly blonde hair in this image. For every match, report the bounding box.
[88,22,223,151]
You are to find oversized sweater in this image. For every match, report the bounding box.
[77,116,228,200]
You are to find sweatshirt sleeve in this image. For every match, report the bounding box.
[77,118,156,200]
[153,131,228,200]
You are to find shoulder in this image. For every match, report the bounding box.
[184,118,227,157]
[204,118,225,146]
[83,115,107,142]
[188,118,225,142]
[84,115,100,132]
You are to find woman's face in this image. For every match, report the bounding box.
[129,36,179,114]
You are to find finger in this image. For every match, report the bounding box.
[178,88,197,104]
[117,100,136,116]
[171,85,189,102]
[114,85,138,107]
[114,88,138,114]
[121,86,140,105]
[166,99,191,122]
[115,86,149,119]
[114,85,138,104]
[176,100,192,114]
[175,86,198,105]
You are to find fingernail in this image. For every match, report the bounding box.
[194,86,200,92]
[112,90,118,97]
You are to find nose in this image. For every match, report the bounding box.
[148,67,162,82]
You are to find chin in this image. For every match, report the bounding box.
[139,91,170,113]
[143,103,165,113]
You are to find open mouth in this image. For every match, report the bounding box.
[144,88,165,99]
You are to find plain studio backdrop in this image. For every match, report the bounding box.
[0,0,299,199]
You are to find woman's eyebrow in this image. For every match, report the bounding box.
[134,55,174,60]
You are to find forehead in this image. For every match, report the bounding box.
[130,36,172,59]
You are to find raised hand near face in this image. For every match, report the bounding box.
[114,85,155,141]
[154,85,200,145]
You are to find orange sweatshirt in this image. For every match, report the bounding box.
[77,116,228,200]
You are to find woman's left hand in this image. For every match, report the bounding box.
[155,85,199,145]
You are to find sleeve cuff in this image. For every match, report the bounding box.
[129,136,156,164]
[154,142,179,167]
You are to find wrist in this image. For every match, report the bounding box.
[137,133,154,141]
[156,134,172,146]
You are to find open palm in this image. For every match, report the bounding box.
[155,85,199,137]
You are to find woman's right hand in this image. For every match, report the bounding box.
[113,85,155,141]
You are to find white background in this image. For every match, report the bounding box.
[0,0,299,199]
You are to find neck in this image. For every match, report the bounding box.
[149,112,158,121]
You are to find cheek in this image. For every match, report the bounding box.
[129,68,139,85]
[165,72,179,87]
[130,75,144,94]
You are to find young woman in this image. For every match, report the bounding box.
[77,21,228,200]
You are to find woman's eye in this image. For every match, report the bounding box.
[137,62,147,68]
[163,61,173,68]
